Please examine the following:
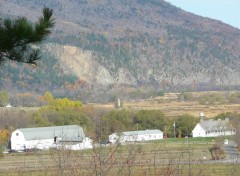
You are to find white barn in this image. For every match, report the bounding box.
[10,125,92,151]
[192,118,236,138]
[109,129,163,144]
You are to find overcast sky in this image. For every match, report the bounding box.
[166,0,240,29]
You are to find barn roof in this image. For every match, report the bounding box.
[18,125,85,142]
[122,129,163,136]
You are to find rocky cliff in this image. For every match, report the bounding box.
[1,0,240,101]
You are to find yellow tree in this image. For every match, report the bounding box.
[0,129,10,146]
[43,91,54,105]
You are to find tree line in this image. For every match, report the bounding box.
[0,92,198,145]
[1,92,240,149]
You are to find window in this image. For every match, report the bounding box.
[16,133,19,136]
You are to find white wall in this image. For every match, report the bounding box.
[125,133,163,142]
[192,124,206,137]
[205,129,236,137]
[192,123,236,138]
[11,129,58,150]
[11,130,26,150]
[109,133,119,144]
[25,139,54,150]
[109,132,163,144]
[67,137,93,150]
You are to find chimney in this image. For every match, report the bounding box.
[199,112,205,122]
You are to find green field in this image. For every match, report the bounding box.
[1,137,239,176]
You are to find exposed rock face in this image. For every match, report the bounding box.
[43,43,240,91]
[44,44,140,87]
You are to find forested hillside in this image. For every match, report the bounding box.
[1,0,240,102]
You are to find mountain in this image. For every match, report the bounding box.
[1,0,240,102]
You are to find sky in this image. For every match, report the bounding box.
[166,0,240,29]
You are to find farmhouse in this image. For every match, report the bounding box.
[109,129,163,144]
[192,118,236,137]
[10,125,92,151]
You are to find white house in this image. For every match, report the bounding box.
[192,118,236,138]
[10,125,92,151]
[5,103,12,108]
[109,129,163,144]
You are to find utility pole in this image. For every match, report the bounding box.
[173,121,176,138]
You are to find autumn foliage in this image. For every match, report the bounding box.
[0,129,10,146]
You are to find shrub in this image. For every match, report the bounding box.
[209,138,225,160]
[228,92,240,103]
[178,92,194,101]
[198,93,224,105]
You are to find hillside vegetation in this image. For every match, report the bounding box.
[1,0,240,101]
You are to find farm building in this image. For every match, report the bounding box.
[192,118,236,137]
[10,125,92,151]
[109,129,163,144]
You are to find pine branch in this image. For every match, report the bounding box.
[0,7,55,65]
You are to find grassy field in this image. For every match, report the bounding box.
[124,100,240,118]
[1,91,240,119]
[1,137,239,176]
[99,91,240,118]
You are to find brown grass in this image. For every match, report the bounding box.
[97,92,240,118]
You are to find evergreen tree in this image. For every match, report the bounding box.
[0,7,54,65]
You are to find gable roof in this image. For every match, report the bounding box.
[18,125,85,142]
[122,129,163,136]
[198,119,234,132]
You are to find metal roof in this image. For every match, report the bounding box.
[122,129,163,136]
[18,125,85,142]
[199,119,234,132]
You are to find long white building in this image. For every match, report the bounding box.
[109,129,163,144]
[10,125,92,151]
[192,118,236,138]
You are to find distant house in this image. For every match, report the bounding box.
[10,125,92,151]
[109,129,163,144]
[5,103,12,108]
[192,118,236,137]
